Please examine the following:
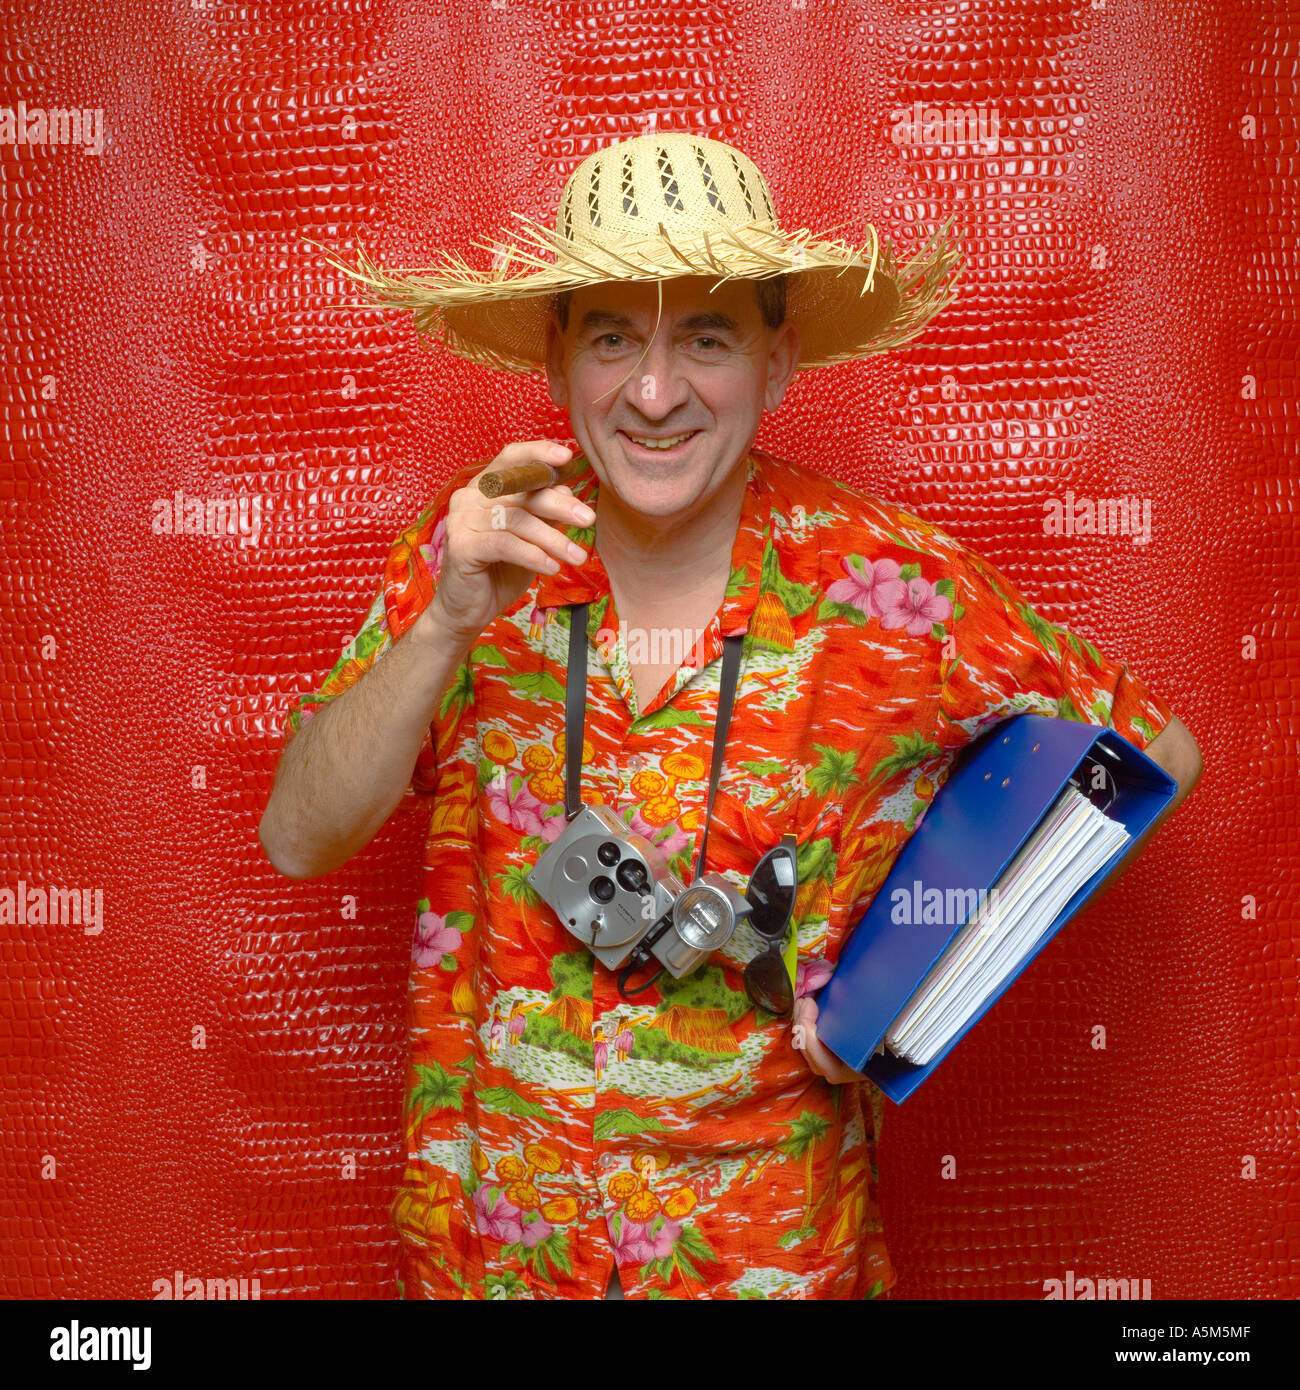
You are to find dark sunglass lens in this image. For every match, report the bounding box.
[748,844,796,935]
[744,951,794,1015]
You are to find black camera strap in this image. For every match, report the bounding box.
[564,601,744,884]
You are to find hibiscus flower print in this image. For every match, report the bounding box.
[487,778,550,837]
[414,910,462,968]
[475,1185,523,1245]
[518,1213,554,1249]
[824,555,953,637]
[877,576,953,637]
[824,555,908,619]
[608,1212,682,1265]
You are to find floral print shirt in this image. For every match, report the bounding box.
[280,447,1176,1300]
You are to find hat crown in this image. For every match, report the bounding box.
[555,133,778,250]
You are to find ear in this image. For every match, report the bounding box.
[763,320,801,412]
[544,312,568,408]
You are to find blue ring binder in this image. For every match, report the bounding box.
[815,713,1178,1103]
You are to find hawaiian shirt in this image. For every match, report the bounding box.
[279,446,1177,1301]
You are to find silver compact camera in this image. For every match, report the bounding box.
[527,803,753,995]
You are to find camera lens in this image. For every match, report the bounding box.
[675,885,735,951]
[590,876,615,903]
[616,859,648,892]
[596,841,621,867]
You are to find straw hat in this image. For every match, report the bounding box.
[309,131,963,374]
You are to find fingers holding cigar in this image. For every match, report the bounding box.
[466,441,595,558]
[477,446,588,498]
[432,441,597,649]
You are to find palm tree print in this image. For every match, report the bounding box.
[777,1108,832,1245]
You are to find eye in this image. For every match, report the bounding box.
[595,333,625,348]
[693,336,724,351]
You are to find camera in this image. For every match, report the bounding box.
[527,803,754,992]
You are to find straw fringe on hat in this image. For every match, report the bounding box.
[307,132,963,373]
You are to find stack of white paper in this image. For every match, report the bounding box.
[884,785,1131,1064]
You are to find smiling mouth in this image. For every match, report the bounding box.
[618,430,701,452]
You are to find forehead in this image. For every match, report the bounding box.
[566,275,761,332]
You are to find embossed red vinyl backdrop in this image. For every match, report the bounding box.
[1,1,1294,1299]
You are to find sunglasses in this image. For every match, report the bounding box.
[742,833,799,1015]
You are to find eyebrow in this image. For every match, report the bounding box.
[576,308,742,335]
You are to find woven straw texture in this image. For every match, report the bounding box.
[312,131,961,372]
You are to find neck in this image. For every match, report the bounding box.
[595,454,750,603]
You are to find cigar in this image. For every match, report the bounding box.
[477,454,588,498]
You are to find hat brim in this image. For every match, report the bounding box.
[311,218,962,373]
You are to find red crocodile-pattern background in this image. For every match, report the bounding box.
[1,1,1295,1299]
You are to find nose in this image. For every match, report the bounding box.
[617,326,691,421]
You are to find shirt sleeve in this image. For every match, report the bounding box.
[936,541,1178,757]
[279,459,484,807]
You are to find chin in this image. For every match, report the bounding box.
[604,460,714,516]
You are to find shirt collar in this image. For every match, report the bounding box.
[533,449,769,639]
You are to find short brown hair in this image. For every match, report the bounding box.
[553,275,787,333]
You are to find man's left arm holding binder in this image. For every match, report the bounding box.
[795,538,1204,1085]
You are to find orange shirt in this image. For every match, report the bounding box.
[280,448,1177,1300]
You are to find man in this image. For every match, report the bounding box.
[261,133,1202,1300]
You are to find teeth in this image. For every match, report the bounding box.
[626,432,694,450]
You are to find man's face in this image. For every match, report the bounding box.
[544,276,800,521]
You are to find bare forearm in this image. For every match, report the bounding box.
[259,601,472,879]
